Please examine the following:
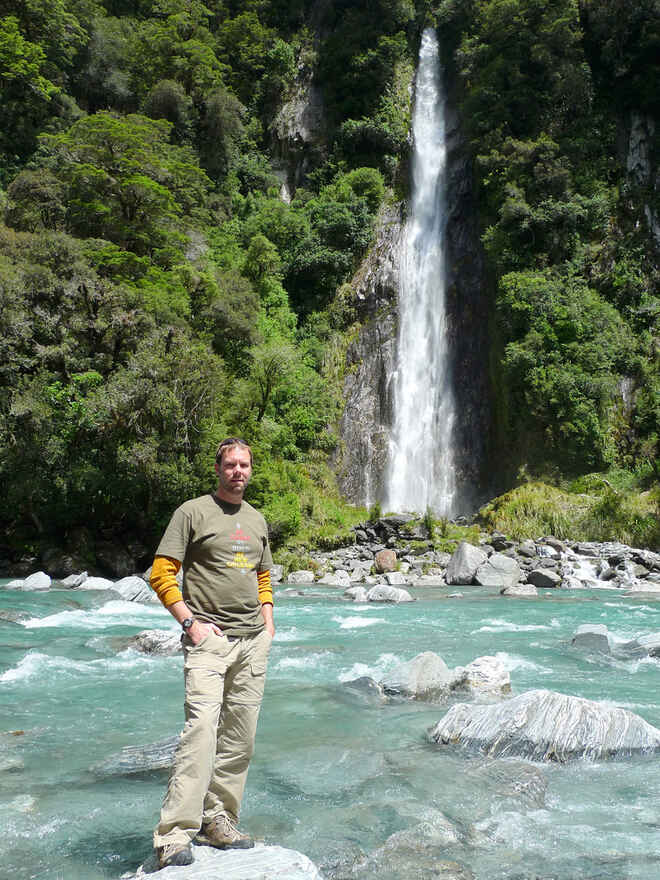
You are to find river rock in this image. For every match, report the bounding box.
[618,633,660,658]
[445,542,488,585]
[625,580,660,593]
[374,549,397,573]
[632,548,660,571]
[501,582,538,597]
[76,575,116,590]
[342,676,386,702]
[319,570,352,588]
[4,579,26,589]
[527,568,562,588]
[23,571,51,591]
[428,689,660,761]
[462,655,511,695]
[59,571,88,588]
[416,574,447,586]
[381,652,461,700]
[384,571,408,586]
[112,575,155,602]
[131,842,323,879]
[0,609,29,623]
[270,564,284,583]
[571,624,611,654]
[346,812,468,880]
[286,570,315,585]
[474,553,521,588]
[517,539,537,558]
[127,629,182,655]
[344,586,368,602]
[94,735,178,776]
[366,585,413,603]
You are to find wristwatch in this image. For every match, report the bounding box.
[181,617,195,631]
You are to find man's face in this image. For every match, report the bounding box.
[215,445,253,500]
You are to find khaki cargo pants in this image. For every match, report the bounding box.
[153,627,272,848]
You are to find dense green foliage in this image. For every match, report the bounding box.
[0,0,409,564]
[0,0,658,565]
[438,0,659,486]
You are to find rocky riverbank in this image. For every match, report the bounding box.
[4,516,660,601]
[283,516,660,600]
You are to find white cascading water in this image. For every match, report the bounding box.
[384,28,457,516]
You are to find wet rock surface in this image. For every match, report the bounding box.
[130,841,323,879]
[428,688,660,761]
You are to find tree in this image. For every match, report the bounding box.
[38,112,211,256]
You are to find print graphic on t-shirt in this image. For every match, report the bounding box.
[227,522,253,574]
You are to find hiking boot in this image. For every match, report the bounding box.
[156,842,193,869]
[197,813,255,849]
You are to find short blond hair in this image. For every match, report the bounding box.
[215,437,252,466]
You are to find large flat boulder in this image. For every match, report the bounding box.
[132,842,322,879]
[428,689,660,761]
[445,542,488,585]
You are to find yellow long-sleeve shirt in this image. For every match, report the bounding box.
[150,555,273,608]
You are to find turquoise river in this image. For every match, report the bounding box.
[1,581,659,879]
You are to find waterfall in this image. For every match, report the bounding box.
[384,28,457,516]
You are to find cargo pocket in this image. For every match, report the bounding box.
[250,659,267,677]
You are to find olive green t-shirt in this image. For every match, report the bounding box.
[156,493,273,635]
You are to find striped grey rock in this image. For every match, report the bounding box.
[474,553,521,588]
[428,688,660,761]
[131,842,322,879]
[445,542,488,585]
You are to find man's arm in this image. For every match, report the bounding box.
[257,568,275,637]
[150,555,220,645]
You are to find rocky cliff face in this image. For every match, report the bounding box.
[442,91,492,508]
[334,203,403,507]
[626,111,659,250]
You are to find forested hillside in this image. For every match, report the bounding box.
[1,0,658,568]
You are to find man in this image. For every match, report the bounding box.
[149,437,275,870]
